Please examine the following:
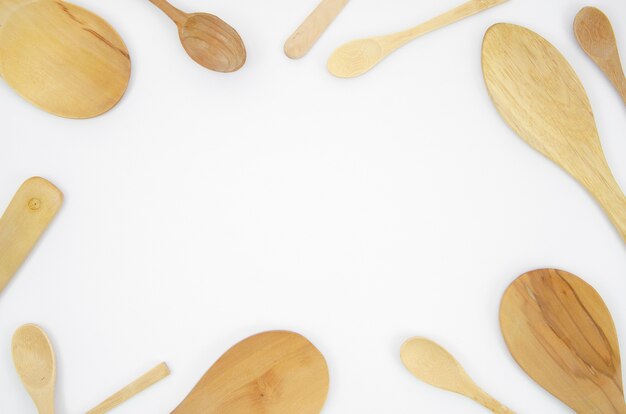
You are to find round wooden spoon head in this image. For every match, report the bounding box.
[500,269,626,414]
[12,324,56,414]
[327,38,385,78]
[172,331,329,414]
[0,0,131,118]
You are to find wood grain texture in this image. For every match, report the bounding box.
[401,337,515,413]
[327,0,508,78]
[575,7,626,105]
[172,331,329,414]
[284,0,349,59]
[0,177,62,296]
[0,0,130,119]
[500,269,626,414]
[482,23,626,244]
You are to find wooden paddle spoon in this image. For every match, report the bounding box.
[500,269,626,413]
[12,324,56,414]
[149,0,246,72]
[575,7,626,105]
[327,0,508,78]
[482,23,626,244]
[401,338,514,413]
[171,331,329,414]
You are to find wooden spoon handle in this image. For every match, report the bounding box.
[472,388,516,413]
[86,363,170,414]
[149,0,187,27]
[0,177,62,294]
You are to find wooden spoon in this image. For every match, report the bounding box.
[12,324,56,414]
[148,0,246,72]
[575,7,626,105]
[327,0,508,78]
[0,177,63,296]
[0,0,131,118]
[401,337,514,413]
[500,269,626,413]
[482,23,626,243]
[171,331,329,414]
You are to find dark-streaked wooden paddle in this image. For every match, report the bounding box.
[482,23,626,244]
[575,7,626,105]
[500,269,626,413]
[171,331,329,414]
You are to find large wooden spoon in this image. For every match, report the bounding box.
[482,23,626,243]
[12,324,57,414]
[501,269,626,413]
[149,0,246,72]
[401,337,514,413]
[171,331,329,414]
[575,7,626,105]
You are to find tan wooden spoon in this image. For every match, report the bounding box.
[148,0,246,72]
[482,23,626,244]
[401,338,514,413]
[171,331,329,414]
[12,324,56,414]
[500,269,626,413]
[575,7,626,105]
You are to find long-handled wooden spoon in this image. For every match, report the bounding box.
[284,0,349,59]
[327,0,508,78]
[575,7,626,105]
[482,23,626,243]
[0,177,63,296]
[12,324,57,414]
[148,0,246,72]
[171,331,329,414]
[500,269,626,413]
[401,337,514,413]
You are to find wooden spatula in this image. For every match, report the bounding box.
[500,269,626,413]
[482,23,626,243]
[171,331,329,414]
[0,177,62,295]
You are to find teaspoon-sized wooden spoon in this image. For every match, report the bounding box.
[500,269,626,413]
[401,338,515,413]
[149,0,246,72]
[482,23,626,244]
[12,324,56,414]
[575,7,626,105]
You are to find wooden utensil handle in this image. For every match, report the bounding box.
[472,388,516,414]
[149,0,187,27]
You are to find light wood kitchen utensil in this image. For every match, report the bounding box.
[86,362,170,414]
[171,331,329,414]
[284,0,349,59]
[12,324,57,414]
[500,269,625,413]
[148,0,246,72]
[401,337,514,413]
[0,177,62,296]
[327,0,508,78]
[482,23,626,244]
[575,7,626,105]
[0,0,131,118]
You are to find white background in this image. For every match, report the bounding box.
[1,0,626,412]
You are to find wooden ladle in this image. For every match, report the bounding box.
[482,23,626,244]
[500,269,626,413]
[575,7,626,105]
[149,0,246,72]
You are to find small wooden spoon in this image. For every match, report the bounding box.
[149,0,246,72]
[575,7,626,105]
[482,23,626,243]
[171,331,329,414]
[500,269,626,413]
[12,324,56,414]
[401,338,514,413]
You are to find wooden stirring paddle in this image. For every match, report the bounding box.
[500,269,626,413]
[401,338,515,413]
[171,331,329,414]
[482,23,626,243]
[575,7,626,105]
